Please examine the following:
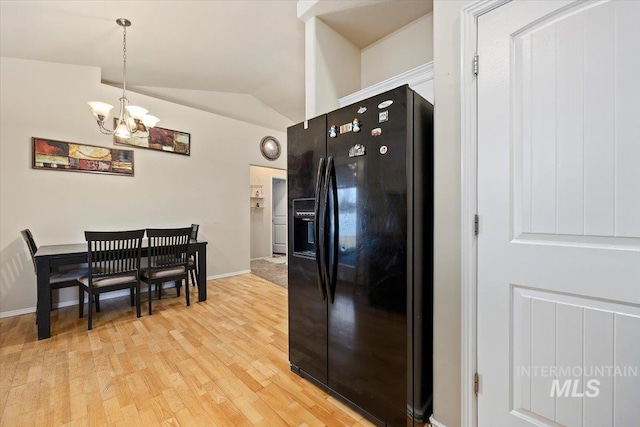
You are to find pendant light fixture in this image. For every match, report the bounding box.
[88,18,159,138]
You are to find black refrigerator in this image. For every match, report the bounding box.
[287,85,433,427]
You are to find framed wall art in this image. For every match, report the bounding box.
[113,120,190,156]
[32,137,134,177]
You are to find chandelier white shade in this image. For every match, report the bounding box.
[88,18,159,138]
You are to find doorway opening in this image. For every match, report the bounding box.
[249,165,288,288]
[249,165,287,259]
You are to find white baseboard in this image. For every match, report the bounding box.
[0,306,36,319]
[207,270,251,280]
[0,288,134,319]
[429,415,447,427]
[0,271,253,319]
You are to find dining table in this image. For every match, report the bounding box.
[34,238,207,340]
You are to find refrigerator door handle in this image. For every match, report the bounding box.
[329,158,339,303]
[314,157,327,300]
[323,156,339,304]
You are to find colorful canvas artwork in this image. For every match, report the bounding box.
[32,137,134,176]
[113,121,191,155]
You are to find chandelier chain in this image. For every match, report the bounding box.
[122,24,127,96]
[88,18,159,137]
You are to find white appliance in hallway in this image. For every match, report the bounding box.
[272,177,287,255]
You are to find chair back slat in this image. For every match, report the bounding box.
[85,230,145,280]
[190,224,199,241]
[81,229,144,330]
[20,229,38,274]
[146,227,191,271]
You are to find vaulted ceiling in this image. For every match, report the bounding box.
[0,1,431,131]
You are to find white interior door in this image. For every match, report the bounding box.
[477,1,640,426]
[272,178,287,254]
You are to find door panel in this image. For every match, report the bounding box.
[478,1,640,426]
[272,178,287,254]
[287,115,328,383]
[326,87,410,426]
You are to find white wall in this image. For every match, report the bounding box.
[305,17,361,118]
[0,57,286,315]
[249,165,287,259]
[432,1,473,427]
[305,10,434,117]
[360,13,434,88]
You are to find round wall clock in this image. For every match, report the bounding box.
[260,136,281,161]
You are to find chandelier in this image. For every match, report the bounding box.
[88,18,159,138]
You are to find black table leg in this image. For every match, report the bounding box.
[35,257,51,340]
[197,244,207,301]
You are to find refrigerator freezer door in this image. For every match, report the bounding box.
[287,115,328,383]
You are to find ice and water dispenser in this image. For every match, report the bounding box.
[292,198,315,259]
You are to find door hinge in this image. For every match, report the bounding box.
[473,53,479,75]
[474,214,480,236]
[474,372,480,396]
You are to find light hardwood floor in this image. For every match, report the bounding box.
[0,274,375,427]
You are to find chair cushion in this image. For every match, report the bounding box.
[79,274,137,288]
[142,266,185,279]
[50,268,89,284]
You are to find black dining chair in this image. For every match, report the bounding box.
[21,229,88,319]
[188,223,199,287]
[141,227,192,315]
[78,229,145,330]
